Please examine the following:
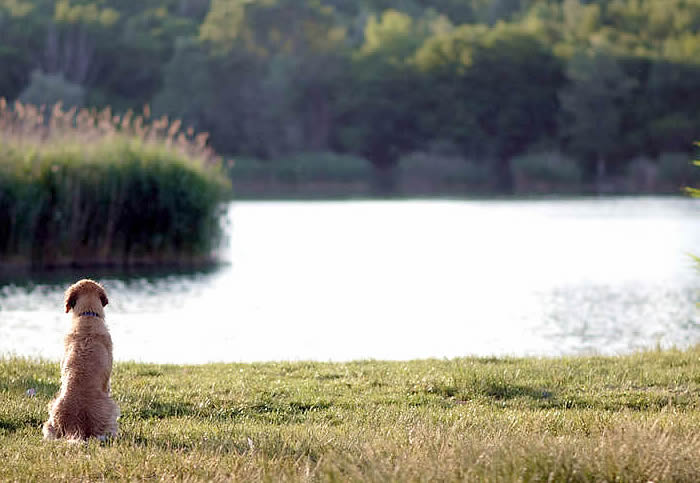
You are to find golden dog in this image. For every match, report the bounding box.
[42,279,119,441]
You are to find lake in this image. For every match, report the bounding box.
[0,197,698,363]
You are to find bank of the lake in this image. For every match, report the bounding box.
[1,347,699,481]
[227,152,700,199]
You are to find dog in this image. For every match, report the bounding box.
[42,279,119,441]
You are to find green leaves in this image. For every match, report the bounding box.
[54,0,120,27]
[3,0,700,192]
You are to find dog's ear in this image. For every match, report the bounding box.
[99,287,109,307]
[65,279,108,312]
[64,286,78,313]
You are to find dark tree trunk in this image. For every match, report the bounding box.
[371,164,396,196]
[307,87,330,151]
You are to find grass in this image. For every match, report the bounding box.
[1,347,699,481]
[0,100,231,269]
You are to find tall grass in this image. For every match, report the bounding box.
[0,100,231,268]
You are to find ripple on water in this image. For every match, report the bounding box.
[537,283,698,354]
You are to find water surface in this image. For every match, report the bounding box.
[1,197,697,363]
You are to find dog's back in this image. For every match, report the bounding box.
[43,279,119,441]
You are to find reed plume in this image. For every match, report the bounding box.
[0,100,231,269]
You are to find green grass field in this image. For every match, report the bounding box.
[1,347,699,481]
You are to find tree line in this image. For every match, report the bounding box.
[1,0,699,192]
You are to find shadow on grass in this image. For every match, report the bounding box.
[481,381,554,401]
[472,383,681,410]
[472,383,692,411]
[128,431,325,462]
[411,378,556,403]
[134,369,164,378]
[314,373,343,381]
[0,415,44,434]
[135,400,196,420]
[251,400,332,416]
[471,357,518,365]
[0,419,21,433]
[128,433,250,454]
[124,396,333,424]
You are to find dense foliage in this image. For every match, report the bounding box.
[1,0,699,192]
[0,101,230,268]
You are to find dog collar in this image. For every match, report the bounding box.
[79,311,101,318]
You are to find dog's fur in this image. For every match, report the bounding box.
[42,279,119,441]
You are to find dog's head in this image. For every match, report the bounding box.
[64,279,109,314]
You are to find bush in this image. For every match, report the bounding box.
[657,152,700,190]
[0,100,230,268]
[230,152,373,184]
[398,152,494,192]
[510,152,582,192]
[625,157,658,193]
[18,70,85,109]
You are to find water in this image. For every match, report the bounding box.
[1,197,698,363]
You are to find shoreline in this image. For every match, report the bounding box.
[2,343,698,366]
[0,254,225,274]
[229,180,688,200]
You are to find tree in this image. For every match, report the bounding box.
[18,70,85,107]
[44,0,120,85]
[0,0,48,99]
[160,0,350,157]
[360,9,419,58]
[332,9,432,171]
[414,23,564,188]
[688,143,700,272]
[559,49,637,180]
[333,56,425,170]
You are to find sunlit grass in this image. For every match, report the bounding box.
[0,100,231,268]
[1,347,699,480]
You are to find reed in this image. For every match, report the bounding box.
[0,100,231,269]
